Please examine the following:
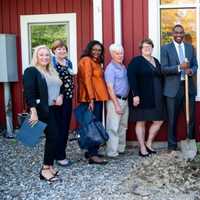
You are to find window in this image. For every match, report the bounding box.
[149,0,200,101]
[29,22,69,61]
[160,8,196,46]
[20,13,77,74]
[160,0,197,47]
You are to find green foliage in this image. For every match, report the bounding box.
[30,24,68,55]
[160,8,196,46]
[161,31,172,45]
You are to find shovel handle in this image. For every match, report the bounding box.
[185,74,190,133]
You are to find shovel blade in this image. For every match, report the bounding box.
[180,139,197,160]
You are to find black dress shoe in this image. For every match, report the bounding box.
[88,159,108,165]
[139,151,149,157]
[146,146,157,154]
[84,152,89,159]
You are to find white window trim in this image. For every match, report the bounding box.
[148,0,160,59]
[93,0,103,42]
[160,4,197,9]
[93,0,122,44]
[114,0,122,44]
[148,0,200,101]
[20,13,77,74]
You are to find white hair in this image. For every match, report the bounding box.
[109,43,124,54]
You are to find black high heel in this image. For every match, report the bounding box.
[50,169,59,176]
[139,151,149,157]
[145,145,157,154]
[39,167,58,183]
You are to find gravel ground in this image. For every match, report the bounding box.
[1,133,200,200]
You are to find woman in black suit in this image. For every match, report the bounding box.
[127,38,166,157]
[23,45,63,182]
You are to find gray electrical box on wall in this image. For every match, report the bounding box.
[0,34,18,82]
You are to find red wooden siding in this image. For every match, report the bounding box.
[122,0,149,140]
[0,0,93,128]
[122,0,148,64]
[102,0,114,65]
[0,0,200,141]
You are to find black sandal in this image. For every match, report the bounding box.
[51,170,59,176]
[39,167,58,183]
[49,167,59,176]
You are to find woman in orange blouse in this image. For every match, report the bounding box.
[78,40,109,164]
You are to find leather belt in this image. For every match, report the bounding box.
[116,95,128,100]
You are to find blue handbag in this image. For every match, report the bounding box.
[74,104,95,126]
[16,117,47,147]
[74,104,109,149]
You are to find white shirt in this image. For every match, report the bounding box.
[173,40,186,80]
[173,40,185,62]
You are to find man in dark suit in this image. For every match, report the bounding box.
[161,24,198,150]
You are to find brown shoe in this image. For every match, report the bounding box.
[88,156,108,165]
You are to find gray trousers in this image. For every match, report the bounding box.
[106,99,129,157]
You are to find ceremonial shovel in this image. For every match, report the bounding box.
[180,73,197,160]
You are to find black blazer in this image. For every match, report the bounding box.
[127,56,162,109]
[23,67,49,120]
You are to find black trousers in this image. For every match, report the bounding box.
[55,97,72,160]
[43,106,62,165]
[166,82,196,149]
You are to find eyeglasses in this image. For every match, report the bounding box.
[142,45,152,49]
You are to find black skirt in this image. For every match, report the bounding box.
[129,77,166,122]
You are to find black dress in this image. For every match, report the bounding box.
[128,56,166,122]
